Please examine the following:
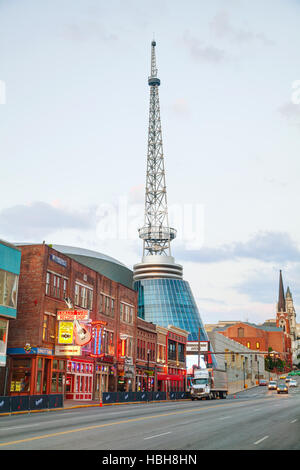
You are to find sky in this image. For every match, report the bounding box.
[1,0,300,325]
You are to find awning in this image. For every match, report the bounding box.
[157,374,184,382]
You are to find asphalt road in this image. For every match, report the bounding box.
[0,377,299,451]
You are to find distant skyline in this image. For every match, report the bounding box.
[1,0,300,324]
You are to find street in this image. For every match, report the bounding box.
[0,378,299,450]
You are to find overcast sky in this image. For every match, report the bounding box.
[1,0,300,325]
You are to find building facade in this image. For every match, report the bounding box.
[0,240,21,392]
[2,243,138,400]
[208,330,266,394]
[276,270,299,366]
[215,321,292,369]
[136,318,157,392]
[156,325,188,393]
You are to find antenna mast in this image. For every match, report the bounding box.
[138,40,176,256]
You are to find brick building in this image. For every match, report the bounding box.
[3,243,138,400]
[156,325,188,392]
[215,321,292,367]
[136,318,157,392]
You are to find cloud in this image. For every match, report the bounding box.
[62,21,118,43]
[210,10,274,46]
[182,31,226,64]
[169,98,190,116]
[234,269,279,304]
[278,102,300,126]
[176,231,300,264]
[0,201,97,240]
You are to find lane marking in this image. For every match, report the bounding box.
[0,396,285,448]
[290,419,297,423]
[144,432,172,440]
[254,435,269,445]
[0,402,246,447]
[219,416,231,420]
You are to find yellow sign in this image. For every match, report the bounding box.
[58,321,74,344]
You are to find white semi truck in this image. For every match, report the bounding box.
[189,368,228,400]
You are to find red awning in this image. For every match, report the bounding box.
[157,374,184,382]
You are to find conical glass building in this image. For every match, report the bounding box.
[133,41,215,366]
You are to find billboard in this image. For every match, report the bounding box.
[56,310,91,354]
[186,354,206,374]
[0,318,8,366]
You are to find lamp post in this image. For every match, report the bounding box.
[147,349,150,392]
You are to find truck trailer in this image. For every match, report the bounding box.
[189,368,228,400]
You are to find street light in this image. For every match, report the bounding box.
[147,349,150,392]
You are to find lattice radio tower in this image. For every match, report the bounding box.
[138,40,177,257]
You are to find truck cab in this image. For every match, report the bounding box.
[190,368,227,400]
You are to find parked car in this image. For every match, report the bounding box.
[259,379,267,386]
[268,380,277,390]
[277,383,288,394]
[288,380,297,387]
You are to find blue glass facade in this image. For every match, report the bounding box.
[134,278,210,342]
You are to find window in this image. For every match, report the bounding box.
[81,287,87,308]
[63,279,67,299]
[0,269,19,308]
[168,340,176,361]
[120,303,134,323]
[46,272,50,295]
[87,289,93,310]
[238,328,244,338]
[42,314,56,343]
[51,360,65,393]
[111,299,114,316]
[247,342,251,348]
[256,342,260,349]
[75,284,80,305]
[52,275,60,298]
[178,343,185,362]
[10,358,32,393]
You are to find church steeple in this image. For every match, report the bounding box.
[278,270,286,312]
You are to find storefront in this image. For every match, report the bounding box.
[94,355,116,398]
[135,365,155,392]
[157,368,186,393]
[7,347,66,396]
[0,241,21,387]
[65,358,94,400]
[117,361,135,392]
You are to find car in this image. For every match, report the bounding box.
[288,380,297,387]
[279,375,286,379]
[285,377,292,383]
[259,379,268,386]
[268,380,277,390]
[277,383,288,394]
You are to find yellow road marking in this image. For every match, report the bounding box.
[0,398,266,447]
[0,403,230,447]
